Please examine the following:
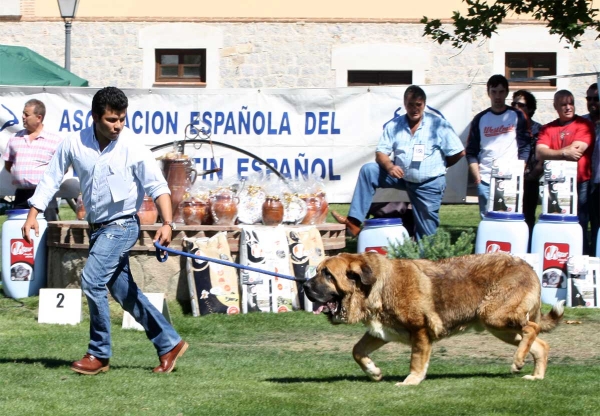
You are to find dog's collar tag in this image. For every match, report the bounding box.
[305,266,317,280]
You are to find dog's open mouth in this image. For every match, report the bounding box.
[314,299,341,316]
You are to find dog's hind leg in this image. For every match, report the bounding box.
[487,321,541,377]
[398,328,432,386]
[511,321,541,374]
[353,332,388,382]
[522,337,549,380]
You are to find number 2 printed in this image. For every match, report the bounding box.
[56,293,65,308]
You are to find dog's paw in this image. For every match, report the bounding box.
[363,363,383,381]
[511,363,523,373]
[397,374,423,386]
[522,374,543,381]
[367,372,383,382]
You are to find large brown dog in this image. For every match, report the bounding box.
[303,252,564,386]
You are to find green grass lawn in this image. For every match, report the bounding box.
[1,204,600,415]
[326,202,482,231]
[0,297,599,416]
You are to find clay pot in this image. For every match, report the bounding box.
[75,195,86,221]
[202,200,214,225]
[300,196,322,225]
[162,158,197,223]
[137,196,158,225]
[162,157,198,185]
[210,193,239,225]
[262,197,284,226]
[315,192,329,224]
[182,200,209,226]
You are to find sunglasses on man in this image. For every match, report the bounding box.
[586,96,599,102]
[511,102,527,109]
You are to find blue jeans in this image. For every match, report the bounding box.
[590,183,600,256]
[348,163,446,240]
[81,216,181,359]
[578,180,590,255]
[477,181,490,219]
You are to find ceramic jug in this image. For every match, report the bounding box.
[137,196,158,225]
[162,158,197,223]
[315,191,329,224]
[300,195,322,225]
[182,199,210,226]
[262,197,284,226]
[210,193,239,225]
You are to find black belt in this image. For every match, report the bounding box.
[88,214,137,232]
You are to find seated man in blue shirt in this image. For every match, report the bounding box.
[332,85,465,240]
[21,87,187,375]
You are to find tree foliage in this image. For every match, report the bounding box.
[421,0,600,49]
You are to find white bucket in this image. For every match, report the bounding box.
[357,218,409,255]
[1,209,48,298]
[531,214,583,305]
[475,212,529,254]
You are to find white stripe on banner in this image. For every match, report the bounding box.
[0,85,472,203]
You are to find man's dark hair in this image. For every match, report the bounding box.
[404,85,426,102]
[512,89,537,118]
[24,99,46,120]
[92,87,128,117]
[487,74,509,91]
[588,82,598,91]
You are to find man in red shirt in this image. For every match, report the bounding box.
[536,89,595,253]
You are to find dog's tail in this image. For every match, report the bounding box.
[539,300,565,332]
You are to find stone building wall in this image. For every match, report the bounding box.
[0,20,599,123]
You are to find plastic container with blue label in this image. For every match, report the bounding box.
[531,214,582,305]
[475,212,529,254]
[357,218,409,255]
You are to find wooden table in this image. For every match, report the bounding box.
[45,221,346,301]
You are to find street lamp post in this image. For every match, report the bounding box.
[57,0,80,71]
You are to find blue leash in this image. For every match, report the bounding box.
[154,241,307,282]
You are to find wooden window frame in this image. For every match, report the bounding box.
[505,52,557,89]
[347,70,413,86]
[155,49,206,86]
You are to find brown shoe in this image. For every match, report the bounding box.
[71,353,109,375]
[153,340,189,373]
[331,210,361,237]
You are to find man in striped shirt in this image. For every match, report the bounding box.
[2,99,63,220]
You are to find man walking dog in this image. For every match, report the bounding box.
[22,87,188,375]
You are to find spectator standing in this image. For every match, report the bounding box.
[21,87,188,375]
[536,89,595,254]
[2,99,62,220]
[511,90,543,244]
[583,83,600,254]
[466,75,531,218]
[331,85,465,240]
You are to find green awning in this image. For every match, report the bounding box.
[0,44,88,87]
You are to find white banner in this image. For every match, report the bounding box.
[0,85,471,202]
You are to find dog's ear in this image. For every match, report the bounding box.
[347,259,376,286]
